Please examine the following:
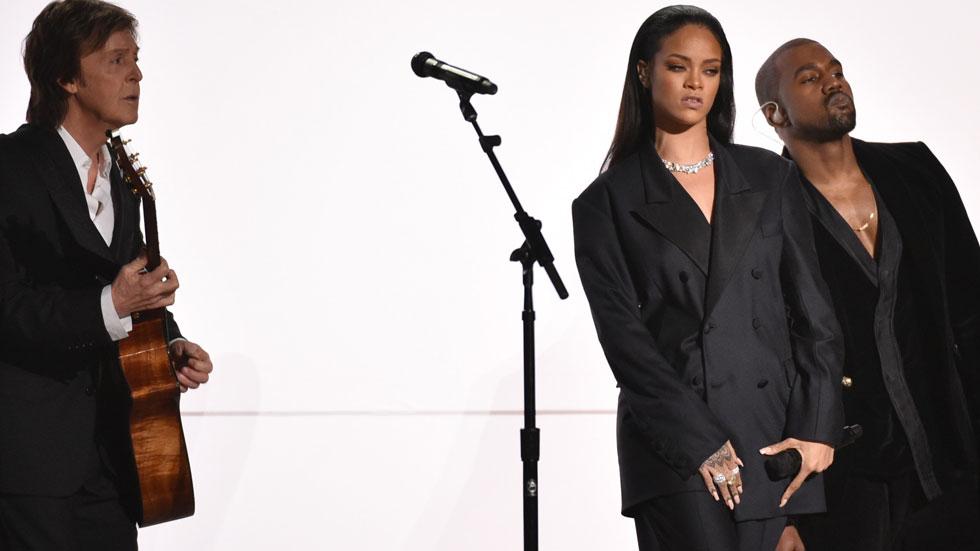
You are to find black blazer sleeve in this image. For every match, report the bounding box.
[573,188,728,478]
[779,168,845,445]
[0,144,111,352]
[0,229,112,352]
[915,142,980,427]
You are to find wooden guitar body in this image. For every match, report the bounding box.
[118,309,194,526]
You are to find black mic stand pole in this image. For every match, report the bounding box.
[454,89,569,551]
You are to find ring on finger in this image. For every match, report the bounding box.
[712,473,727,484]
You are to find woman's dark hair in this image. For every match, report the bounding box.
[604,5,735,170]
[23,0,137,129]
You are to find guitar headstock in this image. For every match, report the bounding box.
[106,130,155,202]
[105,129,163,271]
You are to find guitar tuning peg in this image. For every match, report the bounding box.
[122,139,132,145]
[137,167,148,175]
[128,153,140,162]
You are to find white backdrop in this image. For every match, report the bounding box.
[0,1,978,549]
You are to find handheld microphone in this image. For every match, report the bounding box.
[764,424,863,481]
[411,51,498,95]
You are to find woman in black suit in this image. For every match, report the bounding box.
[572,6,845,550]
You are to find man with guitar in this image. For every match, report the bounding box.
[0,1,213,549]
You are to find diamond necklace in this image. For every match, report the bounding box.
[662,152,715,175]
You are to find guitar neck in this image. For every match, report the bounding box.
[142,197,162,271]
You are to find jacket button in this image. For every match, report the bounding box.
[84,387,94,396]
[842,376,854,388]
[704,323,715,334]
[757,379,769,388]
[751,268,762,279]
[679,271,689,283]
[691,375,702,386]
[752,318,762,329]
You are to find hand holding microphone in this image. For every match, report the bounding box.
[761,425,862,507]
[763,424,863,481]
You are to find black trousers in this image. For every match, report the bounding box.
[795,470,980,551]
[0,472,136,551]
[633,492,787,551]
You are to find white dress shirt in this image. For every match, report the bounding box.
[57,126,133,341]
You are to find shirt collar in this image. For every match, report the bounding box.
[57,125,111,180]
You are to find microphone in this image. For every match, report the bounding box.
[764,424,863,481]
[411,51,498,95]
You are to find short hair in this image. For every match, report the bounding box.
[605,5,736,170]
[754,38,817,106]
[23,0,138,129]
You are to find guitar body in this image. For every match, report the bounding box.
[117,308,195,526]
[107,131,195,527]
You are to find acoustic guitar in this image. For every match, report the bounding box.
[106,131,195,526]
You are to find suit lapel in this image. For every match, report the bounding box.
[630,143,711,275]
[704,142,767,316]
[853,139,944,302]
[109,162,135,263]
[26,127,116,265]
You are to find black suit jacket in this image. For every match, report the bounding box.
[798,139,979,494]
[573,138,844,520]
[0,124,181,504]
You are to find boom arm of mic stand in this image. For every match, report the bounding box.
[456,91,569,300]
[515,212,568,299]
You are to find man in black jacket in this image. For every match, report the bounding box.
[756,38,980,550]
[0,1,213,549]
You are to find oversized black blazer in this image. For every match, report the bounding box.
[0,124,181,503]
[573,138,844,520]
[798,139,979,490]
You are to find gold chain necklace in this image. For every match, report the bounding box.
[853,210,877,232]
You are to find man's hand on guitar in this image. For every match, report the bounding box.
[170,340,212,393]
[111,254,179,317]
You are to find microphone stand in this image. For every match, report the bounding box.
[453,89,569,551]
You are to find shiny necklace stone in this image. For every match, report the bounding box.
[663,152,715,174]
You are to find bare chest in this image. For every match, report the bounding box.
[819,180,879,257]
